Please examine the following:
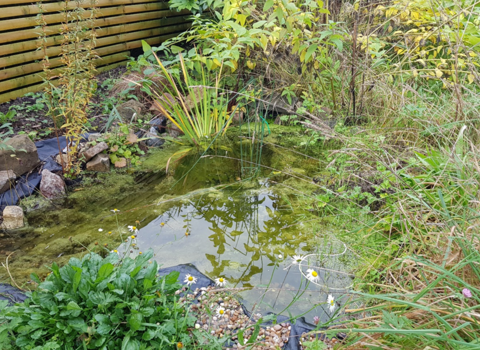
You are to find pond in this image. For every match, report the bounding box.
[1,132,355,323]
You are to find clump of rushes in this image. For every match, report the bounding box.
[152,53,235,146]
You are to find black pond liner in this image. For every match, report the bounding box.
[0,265,343,350]
[0,136,70,210]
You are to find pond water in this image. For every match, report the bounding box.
[1,135,355,323]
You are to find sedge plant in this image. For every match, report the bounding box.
[151,54,235,147]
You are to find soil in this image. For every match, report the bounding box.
[0,66,127,141]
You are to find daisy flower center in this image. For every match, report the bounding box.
[188,276,193,281]
[219,278,224,282]
[219,309,224,315]
[312,271,318,277]
[330,300,334,305]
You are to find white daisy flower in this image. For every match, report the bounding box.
[278,254,283,259]
[111,209,120,213]
[98,228,103,232]
[292,255,304,264]
[216,306,226,317]
[306,269,319,283]
[327,294,335,313]
[215,277,227,287]
[128,225,139,234]
[184,274,197,286]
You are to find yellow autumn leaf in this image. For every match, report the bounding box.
[246,60,256,69]
[435,69,443,78]
[468,74,475,84]
[469,52,477,57]
[213,58,221,67]
[413,69,418,77]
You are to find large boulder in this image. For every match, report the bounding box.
[40,169,66,199]
[86,154,110,172]
[1,206,24,230]
[0,135,40,176]
[81,142,108,162]
[0,170,16,194]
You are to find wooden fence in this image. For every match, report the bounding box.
[0,0,191,103]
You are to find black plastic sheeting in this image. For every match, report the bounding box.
[0,264,334,350]
[1,136,70,210]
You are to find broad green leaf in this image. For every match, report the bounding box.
[304,44,318,62]
[263,0,274,11]
[66,301,81,311]
[95,263,114,283]
[128,313,143,331]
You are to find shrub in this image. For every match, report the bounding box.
[0,250,196,350]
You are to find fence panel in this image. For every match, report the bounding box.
[0,0,191,103]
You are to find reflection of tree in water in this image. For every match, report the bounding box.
[186,191,304,287]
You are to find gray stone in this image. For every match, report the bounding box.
[1,206,24,230]
[117,100,145,122]
[81,142,108,162]
[88,133,102,142]
[55,154,68,168]
[0,170,16,194]
[86,154,110,172]
[167,120,183,138]
[145,132,165,148]
[0,134,40,176]
[40,169,66,199]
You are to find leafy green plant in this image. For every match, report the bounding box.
[0,123,14,152]
[99,123,145,166]
[0,109,16,124]
[152,53,235,146]
[0,250,198,350]
[169,0,223,14]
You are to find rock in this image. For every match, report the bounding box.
[166,120,184,138]
[0,170,16,194]
[1,206,24,230]
[86,154,110,172]
[55,153,69,168]
[114,158,127,168]
[145,132,165,148]
[81,142,108,162]
[40,169,66,199]
[117,100,145,122]
[148,116,167,133]
[0,134,40,176]
[88,133,102,142]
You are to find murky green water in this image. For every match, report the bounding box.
[1,126,354,322]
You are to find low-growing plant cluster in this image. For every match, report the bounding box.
[0,250,199,350]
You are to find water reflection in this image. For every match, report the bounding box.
[135,185,353,321]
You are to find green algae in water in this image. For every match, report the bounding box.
[1,130,354,321]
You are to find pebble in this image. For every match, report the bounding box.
[182,285,293,350]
